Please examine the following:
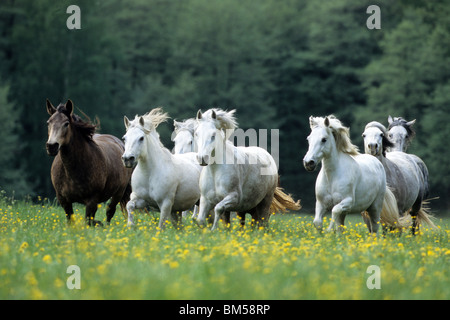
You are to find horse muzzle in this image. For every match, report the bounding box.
[303,159,317,172]
[197,154,209,166]
[122,155,137,169]
[46,143,59,156]
[367,143,379,156]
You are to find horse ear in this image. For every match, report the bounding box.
[46,99,56,115]
[406,119,416,127]
[388,115,393,124]
[211,110,217,119]
[309,116,315,129]
[196,109,202,120]
[324,117,330,127]
[124,116,130,129]
[65,100,74,116]
[173,120,180,131]
[139,116,145,127]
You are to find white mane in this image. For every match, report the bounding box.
[199,108,238,140]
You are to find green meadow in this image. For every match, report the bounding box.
[0,196,448,300]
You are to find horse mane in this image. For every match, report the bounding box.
[141,107,170,131]
[364,121,394,157]
[201,108,238,140]
[174,118,196,135]
[387,116,416,146]
[128,107,169,134]
[56,104,97,141]
[310,115,360,155]
[127,107,169,148]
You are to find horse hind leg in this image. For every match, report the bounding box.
[252,193,273,229]
[364,204,381,234]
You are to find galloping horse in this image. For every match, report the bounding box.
[387,116,430,198]
[386,116,435,232]
[171,118,199,219]
[195,108,300,230]
[46,99,132,226]
[172,118,196,154]
[122,108,201,229]
[303,115,409,233]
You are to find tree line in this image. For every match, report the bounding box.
[0,0,448,212]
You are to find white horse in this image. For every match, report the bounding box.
[387,115,430,199]
[171,118,199,219]
[195,108,300,230]
[122,108,201,229]
[303,115,409,233]
[172,118,196,154]
[362,121,435,234]
[386,117,435,232]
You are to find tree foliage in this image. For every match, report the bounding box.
[0,0,448,211]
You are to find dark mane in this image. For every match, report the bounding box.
[56,104,98,141]
[387,117,415,146]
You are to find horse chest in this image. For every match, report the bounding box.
[317,178,349,210]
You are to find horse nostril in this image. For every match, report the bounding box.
[303,159,315,171]
[122,155,136,168]
[46,143,59,156]
[197,155,209,166]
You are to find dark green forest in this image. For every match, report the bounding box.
[0,0,449,213]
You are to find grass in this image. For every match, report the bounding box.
[0,196,449,300]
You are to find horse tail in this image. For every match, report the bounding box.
[415,199,437,230]
[381,187,412,229]
[120,183,132,217]
[270,187,301,214]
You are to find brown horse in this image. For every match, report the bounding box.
[46,99,132,226]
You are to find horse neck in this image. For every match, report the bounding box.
[209,137,235,168]
[320,140,344,177]
[140,131,171,171]
[59,130,99,174]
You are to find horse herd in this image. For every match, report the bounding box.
[45,99,435,234]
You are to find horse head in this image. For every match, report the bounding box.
[362,121,394,157]
[46,99,75,156]
[387,116,416,152]
[303,116,333,171]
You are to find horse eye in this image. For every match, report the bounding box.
[139,136,144,142]
[362,134,366,138]
[321,138,327,143]
[380,133,384,137]
[63,122,69,128]
[211,134,215,141]
[388,134,393,138]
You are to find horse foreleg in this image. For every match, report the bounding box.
[329,197,353,232]
[126,195,146,227]
[158,200,174,230]
[85,202,101,227]
[196,196,214,228]
[60,199,74,225]
[313,200,327,231]
[212,193,239,231]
